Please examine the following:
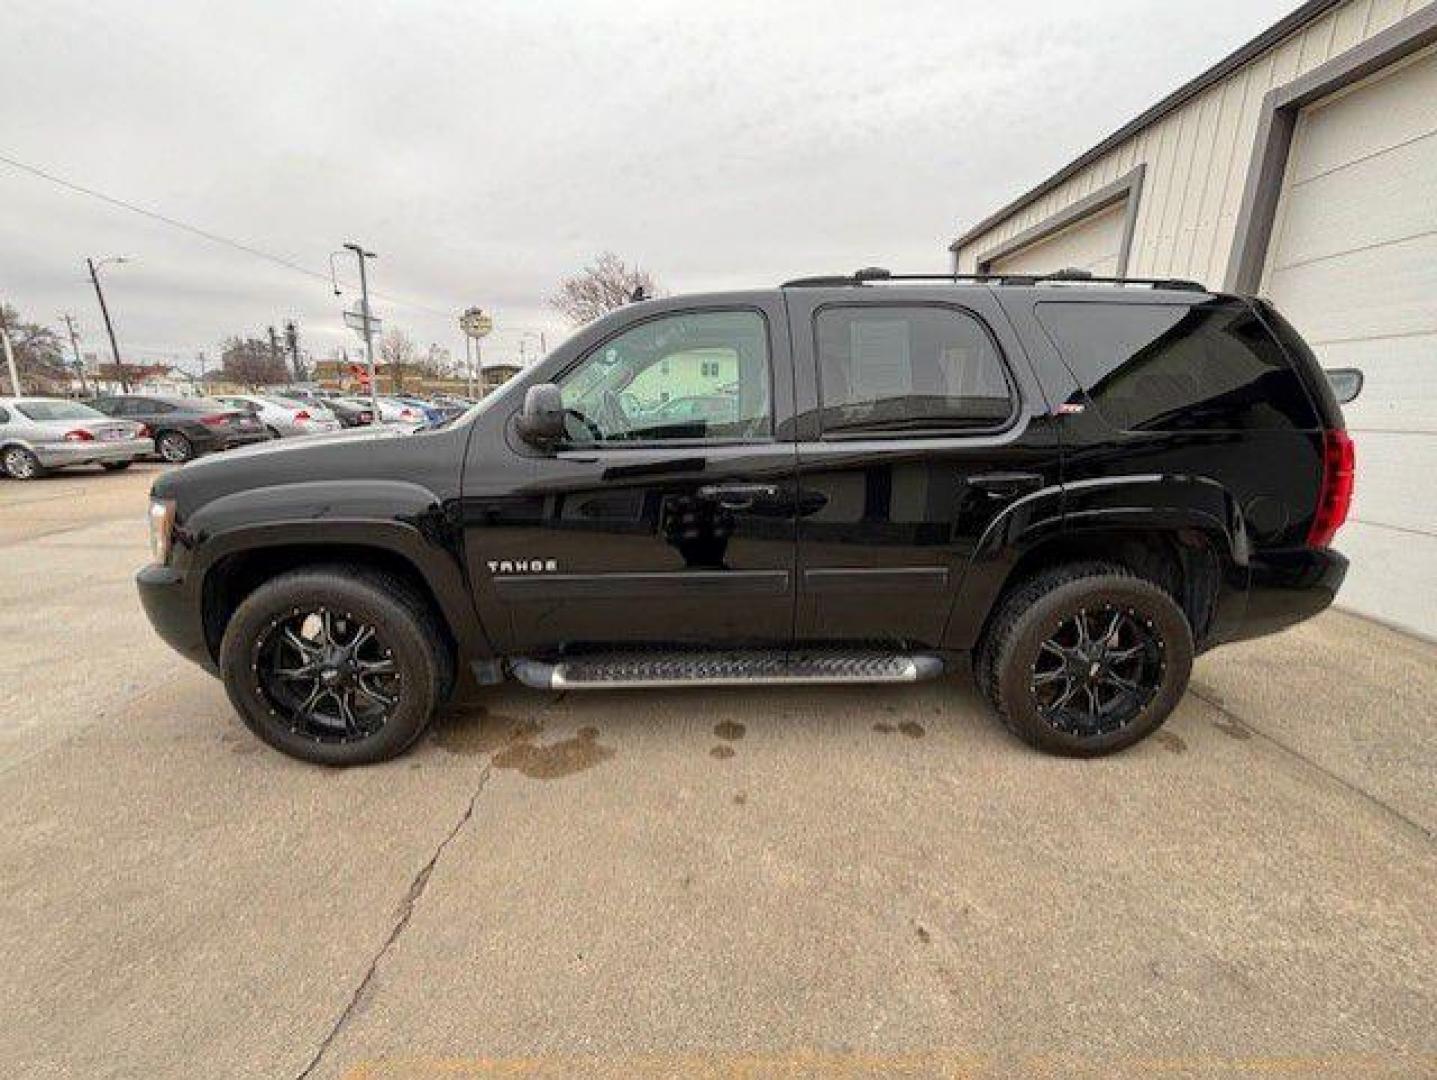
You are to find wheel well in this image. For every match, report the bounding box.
[990,528,1223,643]
[201,544,458,666]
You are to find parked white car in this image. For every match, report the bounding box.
[334,395,427,428]
[214,394,342,438]
[0,397,150,480]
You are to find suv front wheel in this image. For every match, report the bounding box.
[977,562,1194,757]
[219,566,449,765]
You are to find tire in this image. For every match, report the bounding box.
[219,566,450,766]
[1,446,45,481]
[100,461,134,472]
[265,425,282,439]
[155,431,194,463]
[976,561,1194,757]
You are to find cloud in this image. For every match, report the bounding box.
[0,0,1298,372]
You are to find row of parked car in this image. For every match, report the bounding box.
[0,389,476,479]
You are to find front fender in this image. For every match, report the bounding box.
[177,480,491,661]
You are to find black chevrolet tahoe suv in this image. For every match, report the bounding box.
[137,270,1354,766]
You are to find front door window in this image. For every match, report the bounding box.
[558,310,772,444]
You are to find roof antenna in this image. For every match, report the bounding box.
[853,266,892,282]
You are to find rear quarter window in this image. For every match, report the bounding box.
[1035,300,1320,431]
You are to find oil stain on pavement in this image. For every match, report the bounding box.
[434,709,615,780]
[873,720,926,738]
[493,725,615,780]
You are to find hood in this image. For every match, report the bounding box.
[150,423,467,511]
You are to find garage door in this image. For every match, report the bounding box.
[989,202,1125,277]
[1261,44,1437,640]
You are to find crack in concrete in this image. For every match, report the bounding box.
[1189,687,1432,844]
[295,764,492,1079]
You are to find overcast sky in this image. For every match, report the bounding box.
[1,0,1302,374]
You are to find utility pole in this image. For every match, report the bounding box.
[196,350,208,387]
[86,257,129,392]
[0,312,20,396]
[61,313,88,396]
[284,320,303,382]
[343,242,380,421]
[267,325,282,383]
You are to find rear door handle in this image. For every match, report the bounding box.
[697,483,781,509]
[966,471,1044,497]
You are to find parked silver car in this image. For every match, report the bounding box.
[213,394,342,438]
[0,397,151,480]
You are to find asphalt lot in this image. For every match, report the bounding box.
[1,463,1433,1079]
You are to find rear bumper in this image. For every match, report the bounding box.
[33,437,150,467]
[1224,547,1348,645]
[136,563,216,673]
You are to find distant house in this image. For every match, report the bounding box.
[480,361,523,395]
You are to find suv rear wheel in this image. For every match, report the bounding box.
[219,566,448,765]
[977,562,1194,757]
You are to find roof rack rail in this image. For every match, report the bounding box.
[781,267,1208,292]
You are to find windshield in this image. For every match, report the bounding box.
[16,401,108,422]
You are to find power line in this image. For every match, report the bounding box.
[0,150,460,319]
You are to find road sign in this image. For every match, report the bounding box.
[460,307,492,339]
[344,304,382,339]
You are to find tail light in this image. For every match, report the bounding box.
[199,414,229,428]
[1307,430,1355,548]
[63,429,95,442]
[401,408,417,420]
[359,411,373,424]
[294,410,311,421]
[135,424,151,438]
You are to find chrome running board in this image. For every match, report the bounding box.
[510,649,945,691]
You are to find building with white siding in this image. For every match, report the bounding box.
[951,0,1437,639]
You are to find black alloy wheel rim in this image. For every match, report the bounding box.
[253,608,402,743]
[159,435,188,462]
[1031,604,1165,737]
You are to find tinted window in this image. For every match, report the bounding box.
[0,406,10,423]
[559,310,771,443]
[814,305,1013,434]
[1036,301,1319,431]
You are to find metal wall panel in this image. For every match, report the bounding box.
[955,0,1433,285]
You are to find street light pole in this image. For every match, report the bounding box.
[60,313,87,396]
[86,256,129,392]
[343,242,379,422]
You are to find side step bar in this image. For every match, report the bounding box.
[510,650,946,691]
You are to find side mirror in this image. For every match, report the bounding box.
[515,383,566,447]
[1326,368,1364,405]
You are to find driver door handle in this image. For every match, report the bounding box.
[697,483,781,509]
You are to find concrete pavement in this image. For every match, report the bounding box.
[1,464,1432,1079]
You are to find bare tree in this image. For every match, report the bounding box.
[380,328,418,391]
[549,252,662,326]
[221,335,287,386]
[0,302,68,393]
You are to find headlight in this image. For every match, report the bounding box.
[148,497,177,564]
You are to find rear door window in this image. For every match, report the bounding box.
[1035,300,1319,431]
[813,305,1014,435]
